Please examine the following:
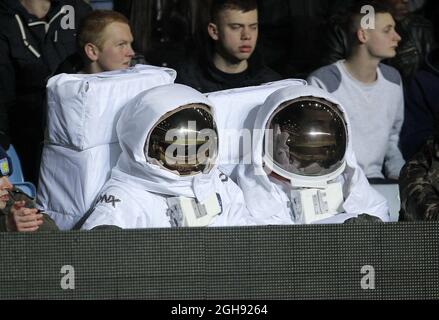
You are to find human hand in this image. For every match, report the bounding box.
[9,201,44,232]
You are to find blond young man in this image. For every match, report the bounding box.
[58,10,138,74]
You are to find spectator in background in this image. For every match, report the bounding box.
[408,0,426,13]
[400,9,439,160]
[308,1,405,180]
[423,0,439,25]
[0,0,92,186]
[176,0,280,93]
[257,0,353,79]
[386,0,434,80]
[56,10,139,74]
[322,0,434,82]
[400,48,439,160]
[399,126,439,221]
[0,146,58,232]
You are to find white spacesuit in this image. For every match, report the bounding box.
[82,84,255,230]
[237,85,390,224]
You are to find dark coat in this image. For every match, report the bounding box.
[399,136,439,221]
[0,0,92,183]
[400,48,439,160]
[176,52,282,93]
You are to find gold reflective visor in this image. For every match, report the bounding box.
[146,104,218,176]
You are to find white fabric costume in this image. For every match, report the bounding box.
[206,79,306,177]
[82,84,255,230]
[37,65,176,230]
[237,85,390,224]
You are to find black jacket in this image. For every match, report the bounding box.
[175,51,282,93]
[0,0,91,183]
[399,136,439,221]
[400,48,439,160]
[0,0,91,148]
[321,13,434,81]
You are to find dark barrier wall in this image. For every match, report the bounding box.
[0,223,438,300]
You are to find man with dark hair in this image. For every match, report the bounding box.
[385,0,434,80]
[400,52,439,157]
[176,0,281,93]
[308,1,405,180]
[400,8,439,160]
[0,0,92,186]
[398,10,439,221]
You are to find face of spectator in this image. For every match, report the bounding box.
[0,176,13,210]
[383,0,410,20]
[94,22,135,72]
[364,13,401,59]
[209,9,259,63]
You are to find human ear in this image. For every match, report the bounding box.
[208,22,219,41]
[84,43,99,62]
[357,28,368,44]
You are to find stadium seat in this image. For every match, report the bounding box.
[6,145,37,198]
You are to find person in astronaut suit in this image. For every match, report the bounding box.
[82,83,255,230]
[236,85,390,225]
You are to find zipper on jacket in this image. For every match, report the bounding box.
[14,14,41,58]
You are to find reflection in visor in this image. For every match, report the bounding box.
[266,96,347,177]
[146,105,218,176]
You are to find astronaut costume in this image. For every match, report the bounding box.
[82,84,254,230]
[237,85,390,224]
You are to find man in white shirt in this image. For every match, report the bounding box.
[308,1,405,180]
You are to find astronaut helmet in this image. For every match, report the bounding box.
[264,95,348,188]
[145,103,219,176]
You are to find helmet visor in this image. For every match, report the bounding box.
[266,96,347,177]
[146,104,218,176]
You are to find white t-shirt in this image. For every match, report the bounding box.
[308,60,405,179]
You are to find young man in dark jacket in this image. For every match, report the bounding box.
[398,10,439,221]
[176,0,281,93]
[0,146,57,232]
[400,47,439,160]
[0,0,92,186]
